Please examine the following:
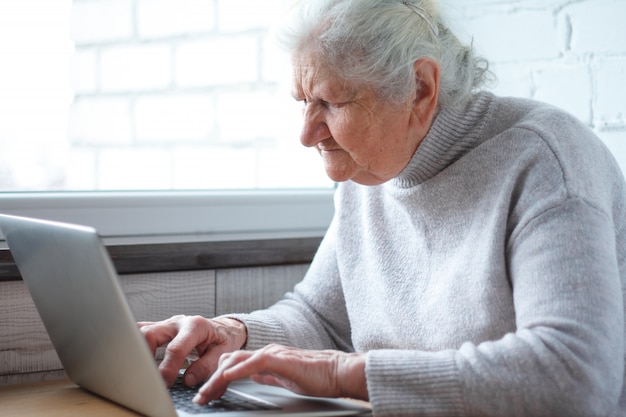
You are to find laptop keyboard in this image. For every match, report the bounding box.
[169,375,280,414]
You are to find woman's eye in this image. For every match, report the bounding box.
[328,101,348,109]
[322,100,345,108]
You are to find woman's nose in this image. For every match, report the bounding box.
[300,106,331,148]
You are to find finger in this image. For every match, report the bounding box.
[183,348,228,387]
[193,351,254,404]
[159,323,208,386]
[210,345,336,397]
[216,345,303,383]
[193,371,230,404]
[182,318,248,387]
[250,373,293,390]
[194,348,296,404]
[219,351,265,381]
[161,315,240,387]
[139,321,178,357]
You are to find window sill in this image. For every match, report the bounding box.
[0,232,322,282]
[0,189,334,281]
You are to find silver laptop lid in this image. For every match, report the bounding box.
[0,214,177,417]
[0,214,370,417]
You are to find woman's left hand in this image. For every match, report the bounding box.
[192,343,368,404]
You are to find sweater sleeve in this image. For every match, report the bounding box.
[226,216,355,353]
[366,197,624,417]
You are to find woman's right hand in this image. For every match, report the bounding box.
[138,315,248,388]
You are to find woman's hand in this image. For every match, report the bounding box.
[138,315,247,388]
[192,343,368,404]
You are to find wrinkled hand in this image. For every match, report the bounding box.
[192,343,368,405]
[138,315,247,388]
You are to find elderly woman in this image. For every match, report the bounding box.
[140,0,626,415]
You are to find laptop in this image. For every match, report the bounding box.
[0,213,370,417]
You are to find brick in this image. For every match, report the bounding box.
[137,0,215,39]
[173,147,257,189]
[565,0,626,55]
[68,97,132,145]
[261,36,292,84]
[597,130,626,176]
[0,140,66,190]
[65,149,97,189]
[97,148,173,190]
[443,1,568,17]
[218,0,286,33]
[100,44,172,92]
[594,57,626,128]
[534,64,592,125]
[70,48,98,93]
[134,94,215,142]
[465,9,559,62]
[257,144,333,189]
[70,0,134,44]
[488,62,534,99]
[175,36,259,87]
[216,91,292,143]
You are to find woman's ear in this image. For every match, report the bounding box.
[410,58,440,129]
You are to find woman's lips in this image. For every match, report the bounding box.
[317,140,340,152]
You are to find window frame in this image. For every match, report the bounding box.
[0,189,335,240]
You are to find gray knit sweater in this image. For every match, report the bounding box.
[232,92,626,416]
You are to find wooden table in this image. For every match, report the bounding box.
[0,379,141,416]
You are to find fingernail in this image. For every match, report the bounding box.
[186,373,198,387]
[192,393,204,404]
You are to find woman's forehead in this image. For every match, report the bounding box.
[291,53,358,98]
[292,53,332,83]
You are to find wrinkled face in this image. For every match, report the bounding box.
[292,51,420,186]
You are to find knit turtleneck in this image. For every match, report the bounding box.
[228,91,626,417]
[392,91,496,188]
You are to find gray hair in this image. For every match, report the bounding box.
[277,0,493,109]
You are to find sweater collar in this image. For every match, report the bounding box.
[390,91,495,188]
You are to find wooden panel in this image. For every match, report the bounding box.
[118,270,216,322]
[1,264,311,385]
[215,264,310,315]
[0,270,217,385]
[0,371,68,388]
[0,281,62,384]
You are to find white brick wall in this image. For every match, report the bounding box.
[217,0,285,33]
[100,44,172,92]
[567,0,625,55]
[12,0,620,191]
[175,37,260,87]
[446,0,626,172]
[595,57,626,128]
[65,0,326,190]
[464,10,560,62]
[0,0,623,191]
[70,0,134,44]
[137,0,216,38]
[69,97,133,145]
[134,94,215,143]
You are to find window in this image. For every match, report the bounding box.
[0,0,333,192]
[0,0,334,238]
[3,0,624,239]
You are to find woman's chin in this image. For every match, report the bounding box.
[325,171,353,183]
[322,160,355,183]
